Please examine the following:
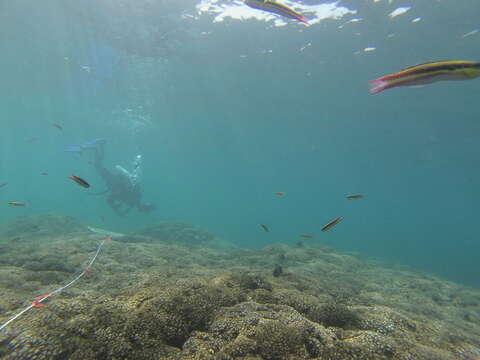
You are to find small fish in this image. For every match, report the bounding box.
[321,217,344,232]
[69,175,90,188]
[26,137,38,143]
[40,172,48,176]
[300,234,313,238]
[32,293,53,308]
[8,201,26,206]
[53,123,63,130]
[260,224,270,232]
[388,6,411,19]
[244,0,308,24]
[0,182,8,188]
[83,268,93,278]
[369,60,480,94]
[346,194,364,200]
[275,192,285,196]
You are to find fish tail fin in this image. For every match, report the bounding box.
[64,145,83,153]
[368,77,389,94]
[298,15,308,24]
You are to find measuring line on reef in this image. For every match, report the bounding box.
[0,236,110,331]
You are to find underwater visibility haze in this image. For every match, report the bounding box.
[1,0,480,359]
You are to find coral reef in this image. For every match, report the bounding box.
[272,264,283,277]
[0,214,84,240]
[134,221,233,248]
[0,215,480,359]
[315,301,361,329]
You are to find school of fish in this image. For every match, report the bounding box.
[2,0,478,247]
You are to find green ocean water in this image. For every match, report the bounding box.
[1,0,480,289]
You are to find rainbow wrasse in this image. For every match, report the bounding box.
[369,61,480,94]
[244,0,308,24]
[321,217,343,232]
[69,175,90,188]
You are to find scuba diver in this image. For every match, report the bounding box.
[66,139,156,216]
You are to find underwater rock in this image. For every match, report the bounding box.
[272,264,283,277]
[271,289,325,323]
[0,214,85,240]
[135,221,233,248]
[124,281,243,348]
[255,320,306,360]
[182,301,336,360]
[236,272,273,291]
[315,301,361,329]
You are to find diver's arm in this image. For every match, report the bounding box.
[87,189,110,196]
[92,145,116,186]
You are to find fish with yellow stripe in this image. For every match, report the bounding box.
[69,175,90,188]
[369,60,480,94]
[8,201,26,207]
[244,0,308,24]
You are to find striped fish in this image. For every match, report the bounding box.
[69,175,90,188]
[245,0,308,24]
[8,201,26,207]
[321,217,344,232]
[369,61,480,94]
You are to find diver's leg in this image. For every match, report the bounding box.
[93,145,115,187]
[107,196,124,216]
[115,201,131,216]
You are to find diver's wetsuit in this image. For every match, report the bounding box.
[92,143,155,216]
